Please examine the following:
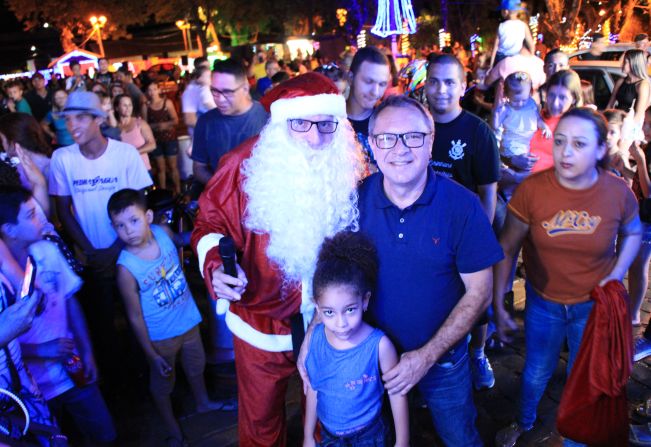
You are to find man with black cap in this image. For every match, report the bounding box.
[49,91,152,380]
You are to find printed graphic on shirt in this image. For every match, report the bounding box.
[344,373,378,391]
[152,264,188,307]
[71,175,119,194]
[448,139,466,160]
[542,210,602,237]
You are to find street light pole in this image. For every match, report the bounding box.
[90,15,107,57]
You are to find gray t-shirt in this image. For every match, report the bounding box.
[191,102,269,172]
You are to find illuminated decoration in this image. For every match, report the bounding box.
[438,28,451,48]
[401,29,410,54]
[357,29,367,48]
[48,49,100,77]
[371,0,417,38]
[470,34,483,55]
[602,18,610,42]
[529,14,539,40]
[337,9,348,27]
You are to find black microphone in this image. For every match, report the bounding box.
[219,236,237,278]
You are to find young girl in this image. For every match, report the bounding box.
[493,71,551,199]
[303,231,409,447]
[603,109,634,181]
[490,0,535,67]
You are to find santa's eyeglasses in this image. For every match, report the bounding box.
[372,132,431,150]
[288,119,339,134]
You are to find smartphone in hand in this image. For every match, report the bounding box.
[20,255,37,300]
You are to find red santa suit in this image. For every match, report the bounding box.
[191,73,352,447]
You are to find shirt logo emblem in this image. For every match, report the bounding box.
[432,237,440,245]
[541,210,601,237]
[449,140,466,160]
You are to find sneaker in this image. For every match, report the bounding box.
[471,355,495,390]
[496,422,528,447]
[634,337,651,362]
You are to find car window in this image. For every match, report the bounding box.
[572,51,625,62]
[574,69,611,110]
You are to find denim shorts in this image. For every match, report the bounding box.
[150,140,179,157]
[319,414,388,447]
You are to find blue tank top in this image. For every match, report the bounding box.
[117,225,202,341]
[305,324,385,435]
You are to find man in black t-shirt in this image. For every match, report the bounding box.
[24,73,52,122]
[426,53,500,391]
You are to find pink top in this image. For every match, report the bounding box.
[121,118,151,170]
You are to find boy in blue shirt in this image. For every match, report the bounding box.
[109,189,233,446]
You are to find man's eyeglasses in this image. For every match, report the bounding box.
[210,84,245,98]
[288,119,338,134]
[372,132,431,150]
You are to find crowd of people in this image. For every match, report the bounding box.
[2,0,651,445]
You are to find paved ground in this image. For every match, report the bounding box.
[83,266,651,447]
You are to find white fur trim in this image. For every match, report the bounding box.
[196,233,224,277]
[223,306,293,352]
[270,93,346,123]
[215,277,315,352]
[300,277,315,332]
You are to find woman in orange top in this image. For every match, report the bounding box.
[493,108,642,447]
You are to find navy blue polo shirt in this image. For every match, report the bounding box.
[358,168,504,353]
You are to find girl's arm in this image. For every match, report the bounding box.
[607,78,624,109]
[302,386,317,447]
[491,102,507,133]
[523,22,535,53]
[379,335,409,447]
[138,120,157,155]
[630,143,651,197]
[634,80,650,124]
[41,117,56,141]
[489,35,500,68]
[600,215,643,286]
[166,99,180,127]
[493,212,529,342]
[536,109,552,139]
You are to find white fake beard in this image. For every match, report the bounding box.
[242,121,364,281]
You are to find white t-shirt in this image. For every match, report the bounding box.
[181,82,216,138]
[49,139,152,249]
[181,82,216,115]
[497,19,527,57]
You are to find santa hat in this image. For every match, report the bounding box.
[260,72,347,124]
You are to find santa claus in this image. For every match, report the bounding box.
[191,72,365,447]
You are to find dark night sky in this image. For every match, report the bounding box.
[0,1,21,33]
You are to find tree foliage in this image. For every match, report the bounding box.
[7,0,339,55]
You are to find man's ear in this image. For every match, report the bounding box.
[146,209,154,224]
[1,223,15,240]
